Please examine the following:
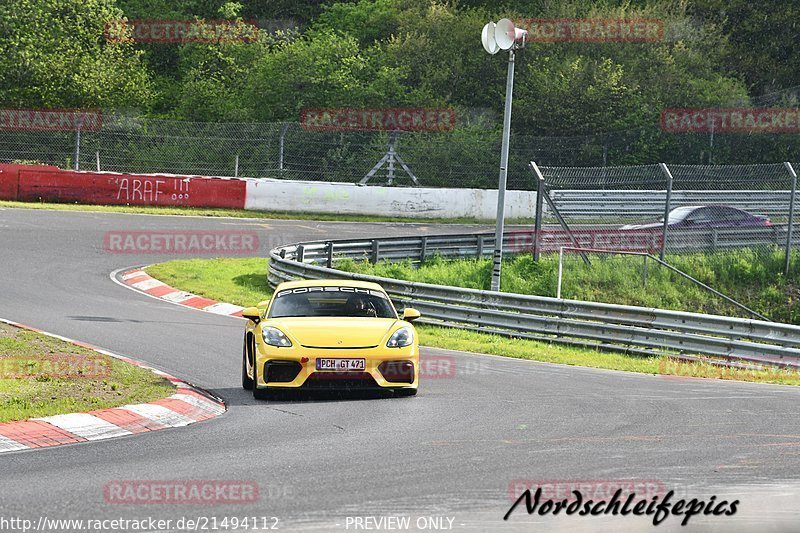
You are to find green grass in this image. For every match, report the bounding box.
[337,248,800,323]
[0,200,535,225]
[144,257,800,386]
[147,258,273,306]
[0,323,175,422]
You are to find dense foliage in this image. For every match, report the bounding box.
[1,0,798,167]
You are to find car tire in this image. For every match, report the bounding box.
[395,388,417,397]
[242,336,253,391]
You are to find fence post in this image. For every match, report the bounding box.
[95,151,101,172]
[235,154,239,177]
[556,247,564,298]
[642,255,648,287]
[658,163,674,261]
[325,241,333,268]
[784,162,798,276]
[370,240,380,264]
[279,123,290,171]
[74,126,81,171]
[532,166,545,261]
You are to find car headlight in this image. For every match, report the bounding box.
[386,327,414,348]
[262,326,292,347]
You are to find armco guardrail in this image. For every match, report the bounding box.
[268,233,800,369]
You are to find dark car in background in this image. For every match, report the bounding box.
[620,205,771,231]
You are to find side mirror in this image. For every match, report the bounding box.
[241,306,262,323]
[257,300,270,308]
[402,308,421,322]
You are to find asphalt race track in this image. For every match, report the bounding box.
[1,206,800,533]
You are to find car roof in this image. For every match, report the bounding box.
[275,279,386,292]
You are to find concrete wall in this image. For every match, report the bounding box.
[246,178,535,219]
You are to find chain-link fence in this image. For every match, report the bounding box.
[3,114,800,189]
[530,162,799,321]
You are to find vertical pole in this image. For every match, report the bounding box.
[370,240,380,264]
[279,123,289,171]
[784,162,798,276]
[235,154,239,177]
[491,49,516,292]
[325,241,333,268]
[387,133,396,186]
[532,162,544,261]
[708,121,714,165]
[642,255,648,287]
[658,163,674,261]
[95,151,101,172]
[74,127,81,171]
[556,246,564,299]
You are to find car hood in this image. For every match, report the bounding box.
[266,317,402,348]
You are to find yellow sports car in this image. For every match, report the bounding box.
[241,279,421,399]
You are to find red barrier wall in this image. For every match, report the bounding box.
[0,164,60,200]
[0,165,246,209]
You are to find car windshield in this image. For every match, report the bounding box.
[268,286,397,319]
[665,206,697,222]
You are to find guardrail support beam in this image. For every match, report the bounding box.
[658,163,675,261]
[532,162,545,262]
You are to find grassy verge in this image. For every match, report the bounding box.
[0,200,535,225]
[144,258,800,386]
[0,323,175,422]
[337,249,800,323]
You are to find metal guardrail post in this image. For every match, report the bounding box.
[326,241,333,268]
[476,236,483,259]
[296,245,305,263]
[784,162,797,276]
[420,236,427,262]
[371,240,380,264]
[531,162,545,262]
[658,163,674,261]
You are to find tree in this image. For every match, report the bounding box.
[0,0,153,109]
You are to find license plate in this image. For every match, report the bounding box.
[315,358,366,371]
